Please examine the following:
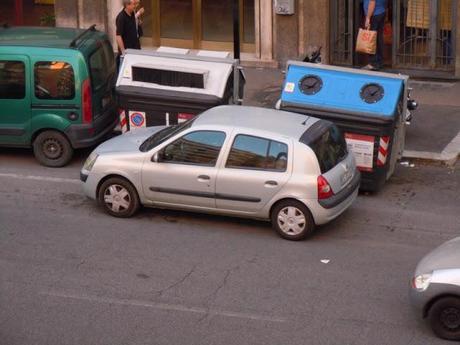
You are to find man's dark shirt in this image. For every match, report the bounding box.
[116,9,141,51]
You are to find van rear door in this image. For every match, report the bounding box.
[0,55,31,146]
[87,40,116,121]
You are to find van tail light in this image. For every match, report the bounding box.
[82,78,93,125]
[317,175,333,200]
[178,113,195,123]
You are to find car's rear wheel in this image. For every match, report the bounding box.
[271,200,315,241]
[33,130,74,167]
[98,177,140,218]
[429,297,460,340]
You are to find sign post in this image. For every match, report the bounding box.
[233,0,240,59]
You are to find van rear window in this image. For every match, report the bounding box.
[89,41,115,90]
[300,121,348,173]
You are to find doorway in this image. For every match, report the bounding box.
[140,0,255,53]
[329,0,457,72]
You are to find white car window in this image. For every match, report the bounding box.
[161,130,226,166]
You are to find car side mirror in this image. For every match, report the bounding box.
[151,151,162,163]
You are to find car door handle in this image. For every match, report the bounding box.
[198,175,210,181]
[265,180,278,187]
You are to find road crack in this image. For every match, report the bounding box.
[156,264,197,297]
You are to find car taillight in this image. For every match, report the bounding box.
[82,78,92,124]
[317,175,333,199]
[178,113,195,123]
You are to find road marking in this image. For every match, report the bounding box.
[40,291,288,323]
[0,173,80,184]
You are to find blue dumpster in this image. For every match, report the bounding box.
[279,61,409,192]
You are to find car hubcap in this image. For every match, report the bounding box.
[277,206,306,236]
[43,139,63,160]
[441,307,460,331]
[104,184,131,213]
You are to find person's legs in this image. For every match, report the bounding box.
[370,12,385,69]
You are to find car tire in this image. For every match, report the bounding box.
[98,177,140,218]
[33,130,74,167]
[429,297,460,341]
[271,200,315,241]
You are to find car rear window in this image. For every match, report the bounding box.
[300,120,347,173]
[89,40,115,90]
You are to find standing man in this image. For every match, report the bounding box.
[362,0,387,71]
[116,0,142,57]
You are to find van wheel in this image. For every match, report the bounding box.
[98,177,140,218]
[271,200,315,241]
[429,297,460,340]
[33,130,74,167]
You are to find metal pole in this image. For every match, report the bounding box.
[233,0,240,59]
[15,0,24,25]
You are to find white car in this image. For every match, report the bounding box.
[81,105,360,240]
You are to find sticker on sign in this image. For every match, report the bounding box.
[345,133,374,172]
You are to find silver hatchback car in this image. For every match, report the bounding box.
[410,237,460,340]
[81,106,360,240]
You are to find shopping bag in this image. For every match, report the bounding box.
[356,28,377,54]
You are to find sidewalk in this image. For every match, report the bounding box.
[242,67,460,165]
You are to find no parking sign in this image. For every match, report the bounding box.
[129,111,146,129]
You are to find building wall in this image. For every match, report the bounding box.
[55,0,107,32]
[272,1,299,67]
[300,0,329,64]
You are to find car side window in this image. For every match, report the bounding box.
[0,60,25,99]
[226,134,288,172]
[161,130,226,166]
[34,61,75,100]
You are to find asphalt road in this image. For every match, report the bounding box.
[1,149,459,345]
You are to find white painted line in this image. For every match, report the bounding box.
[0,173,80,184]
[41,291,287,323]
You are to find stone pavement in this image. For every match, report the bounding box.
[242,67,460,165]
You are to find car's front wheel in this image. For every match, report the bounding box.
[271,200,315,241]
[98,177,140,218]
[429,297,460,340]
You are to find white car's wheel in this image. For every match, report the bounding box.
[98,177,140,218]
[271,200,315,241]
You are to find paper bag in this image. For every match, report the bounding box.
[356,28,377,55]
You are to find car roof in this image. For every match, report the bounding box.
[0,26,105,51]
[194,105,315,139]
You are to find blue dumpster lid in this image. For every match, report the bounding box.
[281,62,406,119]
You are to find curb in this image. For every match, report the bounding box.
[403,132,460,166]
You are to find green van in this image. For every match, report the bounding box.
[0,25,118,167]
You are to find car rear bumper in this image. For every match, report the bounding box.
[319,170,361,209]
[66,107,118,149]
[304,177,359,225]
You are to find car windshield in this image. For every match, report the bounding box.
[139,118,196,152]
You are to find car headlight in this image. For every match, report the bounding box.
[83,152,99,171]
[412,273,432,291]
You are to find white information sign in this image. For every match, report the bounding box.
[345,133,375,172]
